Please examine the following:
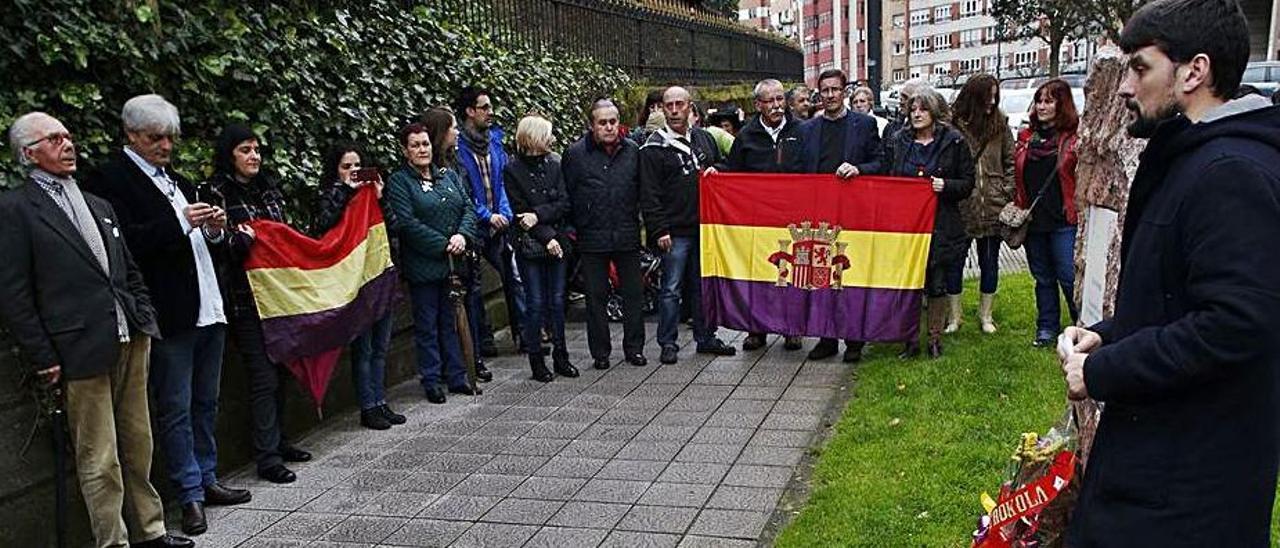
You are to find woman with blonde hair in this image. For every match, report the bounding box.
[502,115,578,382]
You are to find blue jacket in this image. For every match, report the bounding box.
[1069,98,1280,547]
[456,125,514,229]
[797,110,883,175]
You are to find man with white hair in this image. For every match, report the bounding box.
[885,77,930,139]
[84,95,249,536]
[725,79,806,352]
[0,111,191,548]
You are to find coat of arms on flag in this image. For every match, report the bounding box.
[700,173,936,343]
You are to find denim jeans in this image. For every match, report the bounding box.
[658,236,713,347]
[517,256,567,356]
[351,312,393,410]
[1024,226,1079,336]
[410,281,468,390]
[149,324,225,505]
[946,236,1002,295]
[469,231,527,345]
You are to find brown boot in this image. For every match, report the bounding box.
[927,296,947,358]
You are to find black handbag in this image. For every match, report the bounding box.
[513,228,571,261]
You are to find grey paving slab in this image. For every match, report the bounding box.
[239,488,326,511]
[689,427,756,446]
[677,535,756,547]
[416,494,501,521]
[674,443,743,464]
[636,483,716,508]
[706,485,784,512]
[572,478,651,504]
[509,476,588,501]
[722,464,793,489]
[558,439,627,459]
[501,437,571,457]
[257,512,346,540]
[759,412,824,431]
[615,505,699,534]
[447,473,526,497]
[547,501,631,529]
[392,472,468,494]
[687,509,771,539]
[655,462,730,485]
[300,489,384,514]
[476,454,550,476]
[523,526,609,548]
[479,497,564,525]
[418,452,495,474]
[354,492,437,517]
[237,538,309,548]
[598,530,682,548]
[320,515,409,544]
[536,456,607,478]
[736,446,806,467]
[596,459,669,481]
[614,440,683,461]
[382,518,470,547]
[749,429,814,448]
[212,509,289,537]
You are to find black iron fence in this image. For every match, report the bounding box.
[432,0,803,84]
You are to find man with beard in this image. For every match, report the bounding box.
[796,69,883,363]
[455,86,524,366]
[640,86,738,364]
[1058,0,1280,544]
[725,79,805,352]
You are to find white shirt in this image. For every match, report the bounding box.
[761,116,788,143]
[124,147,227,327]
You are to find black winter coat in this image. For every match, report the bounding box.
[503,153,571,253]
[197,172,287,320]
[725,114,803,173]
[638,127,723,242]
[562,134,642,254]
[882,123,975,269]
[1068,101,1280,547]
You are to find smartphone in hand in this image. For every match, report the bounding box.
[350,167,380,186]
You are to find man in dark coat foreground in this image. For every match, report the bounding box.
[1060,1,1280,545]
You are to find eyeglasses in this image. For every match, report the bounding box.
[25,131,72,149]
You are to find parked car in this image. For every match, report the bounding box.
[1241,61,1280,95]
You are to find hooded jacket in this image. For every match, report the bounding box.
[1069,96,1280,547]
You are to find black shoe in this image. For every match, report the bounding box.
[361,408,392,430]
[808,339,838,360]
[897,342,920,360]
[449,384,478,396]
[783,336,803,351]
[280,446,311,463]
[627,354,648,366]
[530,354,554,383]
[479,341,499,358]
[257,464,296,484]
[593,357,611,370]
[181,501,206,536]
[553,356,580,378]
[660,345,679,364]
[132,534,195,548]
[1032,333,1055,347]
[476,361,494,383]
[742,334,766,351]
[425,384,447,404]
[928,340,944,359]
[842,345,863,364]
[378,404,407,425]
[697,339,737,356]
[203,482,251,506]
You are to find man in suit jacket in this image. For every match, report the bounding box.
[796,68,884,363]
[0,112,190,548]
[84,95,251,537]
[1060,1,1280,545]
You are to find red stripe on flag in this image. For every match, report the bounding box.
[244,185,385,270]
[700,173,936,233]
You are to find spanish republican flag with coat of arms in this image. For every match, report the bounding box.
[700,173,936,343]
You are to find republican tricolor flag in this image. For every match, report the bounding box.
[244,185,399,410]
[701,173,936,343]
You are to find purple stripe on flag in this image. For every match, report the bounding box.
[702,277,922,343]
[261,268,402,364]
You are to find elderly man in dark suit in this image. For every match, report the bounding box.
[796,68,883,363]
[0,112,190,548]
[84,95,251,537]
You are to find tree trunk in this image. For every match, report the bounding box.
[1049,34,1063,77]
[1069,45,1147,468]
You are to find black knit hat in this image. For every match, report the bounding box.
[213,123,260,176]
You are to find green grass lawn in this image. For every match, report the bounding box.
[776,274,1280,547]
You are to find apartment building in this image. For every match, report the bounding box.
[788,0,885,87]
[738,0,802,41]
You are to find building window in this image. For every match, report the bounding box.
[893,14,905,28]
[1014,50,1038,68]
[819,38,833,51]
[893,41,905,55]
[959,58,982,74]
[910,9,930,26]
[933,34,951,51]
[961,0,982,18]
[934,5,952,22]
[933,64,950,76]
[893,69,906,82]
[911,37,930,54]
[910,68,923,79]
[960,28,982,48]
[985,54,1001,71]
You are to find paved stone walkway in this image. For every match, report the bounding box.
[195,323,846,548]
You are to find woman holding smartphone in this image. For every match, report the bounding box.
[311,142,406,430]
[199,124,310,483]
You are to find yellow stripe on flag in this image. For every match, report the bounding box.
[700,224,931,289]
[248,224,393,319]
